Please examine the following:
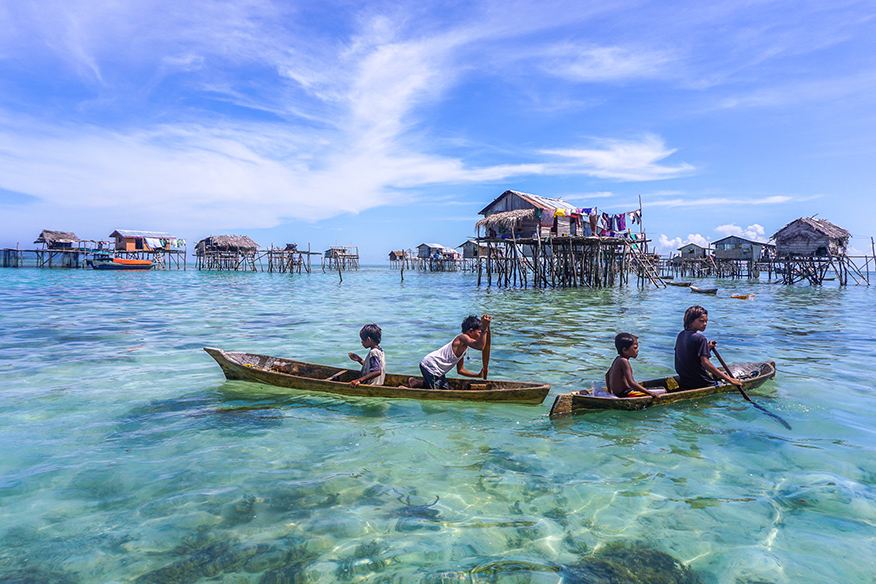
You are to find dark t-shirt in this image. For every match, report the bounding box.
[674,330,716,389]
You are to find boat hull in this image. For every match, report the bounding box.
[549,361,776,418]
[204,347,550,404]
[690,286,717,294]
[89,258,153,270]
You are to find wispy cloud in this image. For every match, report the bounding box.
[648,195,792,207]
[542,135,694,181]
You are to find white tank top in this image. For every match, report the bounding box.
[420,340,466,376]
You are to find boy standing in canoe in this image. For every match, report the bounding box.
[408,315,491,389]
[348,324,386,388]
[605,333,665,398]
[674,306,742,390]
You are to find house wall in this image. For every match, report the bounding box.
[775,234,835,256]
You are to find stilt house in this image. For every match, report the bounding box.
[771,218,850,257]
[195,235,259,255]
[458,240,489,259]
[417,243,457,259]
[110,230,183,251]
[478,190,578,238]
[677,242,709,259]
[34,230,79,250]
[712,235,773,261]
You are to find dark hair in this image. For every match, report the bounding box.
[614,332,638,355]
[683,306,708,330]
[461,315,481,333]
[360,324,382,344]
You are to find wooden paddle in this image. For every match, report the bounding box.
[481,326,490,380]
[712,347,791,429]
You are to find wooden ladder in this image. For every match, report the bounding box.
[626,242,666,288]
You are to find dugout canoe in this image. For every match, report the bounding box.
[666,281,692,287]
[690,285,718,294]
[204,347,550,404]
[88,258,153,270]
[549,360,776,418]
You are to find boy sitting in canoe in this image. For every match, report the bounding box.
[348,324,386,388]
[605,333,665,398]
[407,315,491,389]
[674,306,742,390]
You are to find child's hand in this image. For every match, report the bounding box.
[349,379,361,388]
[348,352,361,363]
[481,315,492,330]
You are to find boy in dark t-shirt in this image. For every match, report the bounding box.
[674,306,742,390]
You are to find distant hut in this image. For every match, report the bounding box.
[417,243,457,259]
[110,230,181,251]
[478,190,578,238]
[771,217,850,257]
[388,250,407,261]
[677,242,709,259]
[458,240,489,259]
[195,235,259,255]
[712,235,773,261]
[34,230,79,250]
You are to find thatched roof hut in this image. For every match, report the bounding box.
[34,230,79,249]
[196,235,259,254]
[771,218,850,257]
[478,190,579,237]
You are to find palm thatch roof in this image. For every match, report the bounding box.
[771,217,850,243]
[197,235,259,251]
[476,208,538,231]
[34,230,79,245]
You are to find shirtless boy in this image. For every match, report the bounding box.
[605,333,664,398]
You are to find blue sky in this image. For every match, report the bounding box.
[1,0,874,263]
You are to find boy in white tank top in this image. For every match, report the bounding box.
[408,315,491,389]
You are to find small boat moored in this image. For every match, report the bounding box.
[549,361,776,418]
[88,258,153,270]
[667,281,692,287]
[690,285,717,294]
[204,347,551,404]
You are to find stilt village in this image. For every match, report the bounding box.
[2,190,872,287]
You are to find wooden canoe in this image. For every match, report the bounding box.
[549,361,776,418]
[89,258,153,270]
[690,285,717,294]
[667,281,692,287]
[204,347,550,404]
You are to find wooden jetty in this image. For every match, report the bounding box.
[473,191,663,288]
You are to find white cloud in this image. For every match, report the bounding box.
[542,135,694,181]
[648,195,792,207]
[656,233,711,256]
[541,43,673,82]
[715,223,767,241]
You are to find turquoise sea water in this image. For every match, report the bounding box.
[1,266,875,583]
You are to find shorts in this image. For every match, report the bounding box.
[419,363,450,390]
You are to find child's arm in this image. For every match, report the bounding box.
[348,352,363,364]
[623,360,663,399]
[455,357,483,378]
[700,356,742,387]
[350,370,381,388]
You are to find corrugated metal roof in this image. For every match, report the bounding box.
[478,190,577,215]
[110,230,177,239]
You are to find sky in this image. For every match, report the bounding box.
[1,0,875,263]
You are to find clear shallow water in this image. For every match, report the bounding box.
[1,267,875,583]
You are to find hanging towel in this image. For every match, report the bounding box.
[541,210,555,227]
[589,214,598,234]
[554,208,566,217]
[583,207,594,216]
